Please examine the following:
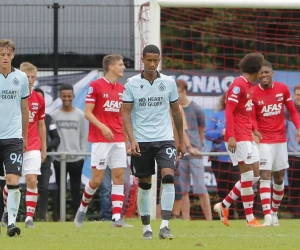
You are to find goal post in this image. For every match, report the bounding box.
[138,0,300,220]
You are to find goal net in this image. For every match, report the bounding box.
[136,1,300,220]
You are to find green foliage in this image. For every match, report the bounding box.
[161,8,300,71]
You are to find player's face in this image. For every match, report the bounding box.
[260,66,273,86]
[60,89,74,108]
[142,53,160,75]
[23,70,37,90]
[294,89,300,107]
[111,59,125,78]
[0,47,14,70]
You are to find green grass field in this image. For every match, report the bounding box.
[0,219,299,250]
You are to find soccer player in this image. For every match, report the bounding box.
[0,38,30,236]
[213,53,265,227]
[33,88,60,221]
[252,61,300,226]
[74,54,132,228]
[122,44,186,240]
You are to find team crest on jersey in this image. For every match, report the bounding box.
[88,87,93,94]
[232,86,240,94]
[12,77,19,86]
[32,102,39,110]
[118,93,123,100]
[158,82,166,92]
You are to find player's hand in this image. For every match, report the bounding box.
[188,146,201,156]
[23,138,28,152]
[227,137,237,153]
[177,142,186,159]
[253,135,260,145]
[131,140,141,157]
[100,125,114,141]
[296,129,300,144]
[253,130,262,139]
[41,149,47,163]
[126,144,132,156]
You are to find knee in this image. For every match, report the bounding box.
[138,182,151,190]
[162,174,174,184]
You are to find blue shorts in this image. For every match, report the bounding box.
[175,157,207,195]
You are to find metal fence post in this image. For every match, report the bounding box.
[60,153,67,222]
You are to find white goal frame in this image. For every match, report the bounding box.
[142,0,300,220]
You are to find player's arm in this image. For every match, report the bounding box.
[38,120,47,162]
[38,100,47,162]
[21,98,29,152]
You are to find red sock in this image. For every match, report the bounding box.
[26,188,38,220]
[223,180,241,208]
[271,182,284,214]
[79,181,97,213]
[240,171,254,222]
[260,180,271,216]
[111,184,124,221]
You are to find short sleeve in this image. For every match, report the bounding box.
[169,79,179,103]
[85,81,98,104]
[21,76,30,99]
[195,104,206,127]
[122,79,134,103]
[226,81,244,104]
[38,96,45,120]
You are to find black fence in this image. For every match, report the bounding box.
[0,3,135,74]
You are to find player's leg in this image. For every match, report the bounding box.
[191,158,212,220]
[74,143,110,227]
[23,150,41,228]
[3,138,23,236]
[156,140,177,240]
[270,143,289,226]
[258,143,273,226]
[110,142,133,227]
[131,142,155,240]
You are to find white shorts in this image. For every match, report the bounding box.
[258,143,289,172]
[23,150,41,176]
[225,141,259,166]
[91,142,127,170]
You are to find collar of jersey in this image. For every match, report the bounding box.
[0,67,15,78]
[258,82,274,90]
[141,70,161,79]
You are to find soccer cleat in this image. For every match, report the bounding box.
[110,218,134,228]
[142,230,153,240]
[74,210,86,228]
[213,202,230,226]
[25,220,36,228]
[271,213,279,226]
[1,210,8,227]
[247,218,265,227]
[263,214,272,226]
[159,226,174,239]
[7,224,21,237]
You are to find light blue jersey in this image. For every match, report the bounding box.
[0,68,30,139]
[122,72,178,142]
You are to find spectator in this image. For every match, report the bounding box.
[51,84,88,219]
[34,88,60,221]
[205,93,243,219]
[286,83,300,218]
[175,79,212,220]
